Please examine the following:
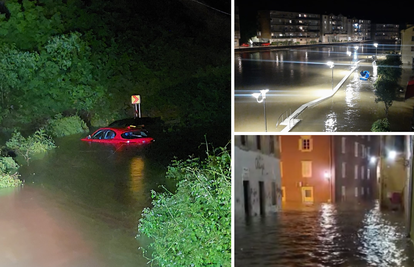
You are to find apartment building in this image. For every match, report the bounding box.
[333,136,380,203]
[279,135,379,204]
[401,24,414,66]
[257,10,375,44]
[234,135,282,219]
[321,14,350,42]
[257,10,321,44]
[374,24,400,42]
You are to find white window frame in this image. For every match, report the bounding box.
[342,162,346,178]
[367,168,370,180]
[361,166,365,180]
[355,142,358,157]
[342,137,346,154]
[302,161,312,178]
[355,187,358,197]
[354,165,358,179]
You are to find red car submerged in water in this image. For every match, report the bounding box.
[81,126,154,145]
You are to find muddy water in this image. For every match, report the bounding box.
[235,202,414,267]
[0,134,175,267]
[234,44,410,132]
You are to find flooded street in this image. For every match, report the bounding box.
[234,44,412,132]
[235,202,414,267]
[0,134,174,267]
[293,66,414,132]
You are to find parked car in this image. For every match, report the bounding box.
[81,127,154,145]
[241,43,250,47]
[261,42,270,46]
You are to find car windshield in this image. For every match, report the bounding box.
[121,131,148,139]
[91,130,116,139]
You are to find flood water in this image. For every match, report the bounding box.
[235,201,414,267]
[234,44,413,132]
[0,134,176,267]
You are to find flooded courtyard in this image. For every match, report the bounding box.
[235,202,414,267]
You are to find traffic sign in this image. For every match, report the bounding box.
[131,95,140,104]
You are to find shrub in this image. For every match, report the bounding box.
[137,145,231,266]
[44,114,89,137]
[0,156,19,173]
[6,129,56,165]
[371,118,390,132]
[0,172,21,188]
[0,156,21,188]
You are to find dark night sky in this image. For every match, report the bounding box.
[236,0,414,28]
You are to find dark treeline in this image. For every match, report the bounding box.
[0,0,230,140]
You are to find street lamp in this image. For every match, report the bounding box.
[346,51,352,65]
[326,61,334,90]
[252,89,269,132]
[324,171,331,203]
[374,43,378,59]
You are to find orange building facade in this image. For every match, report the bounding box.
[280,135,333,204]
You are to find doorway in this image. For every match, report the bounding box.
[259,181,265,215]
[301,186,314,203]
[243,181,250,216]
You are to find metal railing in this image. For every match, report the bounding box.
[275,108,292,128]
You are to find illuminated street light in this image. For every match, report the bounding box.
[326,61,334,90]
[370,156,377,164]
[347,51,352,65]
[252,89,269,132]
[388,150,397,160]
[374,43,378,59]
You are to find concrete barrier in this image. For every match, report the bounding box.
[279,61,361,132]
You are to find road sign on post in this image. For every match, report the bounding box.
[131,95,141,118]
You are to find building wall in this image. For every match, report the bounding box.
[373,24,400,42]
[379,136,410,210]
[234,135,282,219]
[401,25,414,66]
[280,135,332,203]
[333,136,379,203]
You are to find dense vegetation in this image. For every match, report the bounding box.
[0,0,230,133]
[138,145,231,266]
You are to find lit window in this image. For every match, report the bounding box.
[341,137,346,153]
[341,186,346,196]
[355,187,358,197]
[367,169,370,180]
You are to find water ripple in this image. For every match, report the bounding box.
[235,202,414,267]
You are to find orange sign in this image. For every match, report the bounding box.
[131,95,140,104]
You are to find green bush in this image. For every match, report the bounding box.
[44,114,89,137]
[6,129,56,165]
[0,172,21,188]
[137,145,231,266]
[371,118,390,132]
[0,156,21,188]
[0,156,19,173]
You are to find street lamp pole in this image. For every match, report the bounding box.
[325,171,331,203]
[374,43,378,60]
[252,89,269,132]
[326,61,335,90]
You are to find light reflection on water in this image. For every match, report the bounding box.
[235,201,414,267]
